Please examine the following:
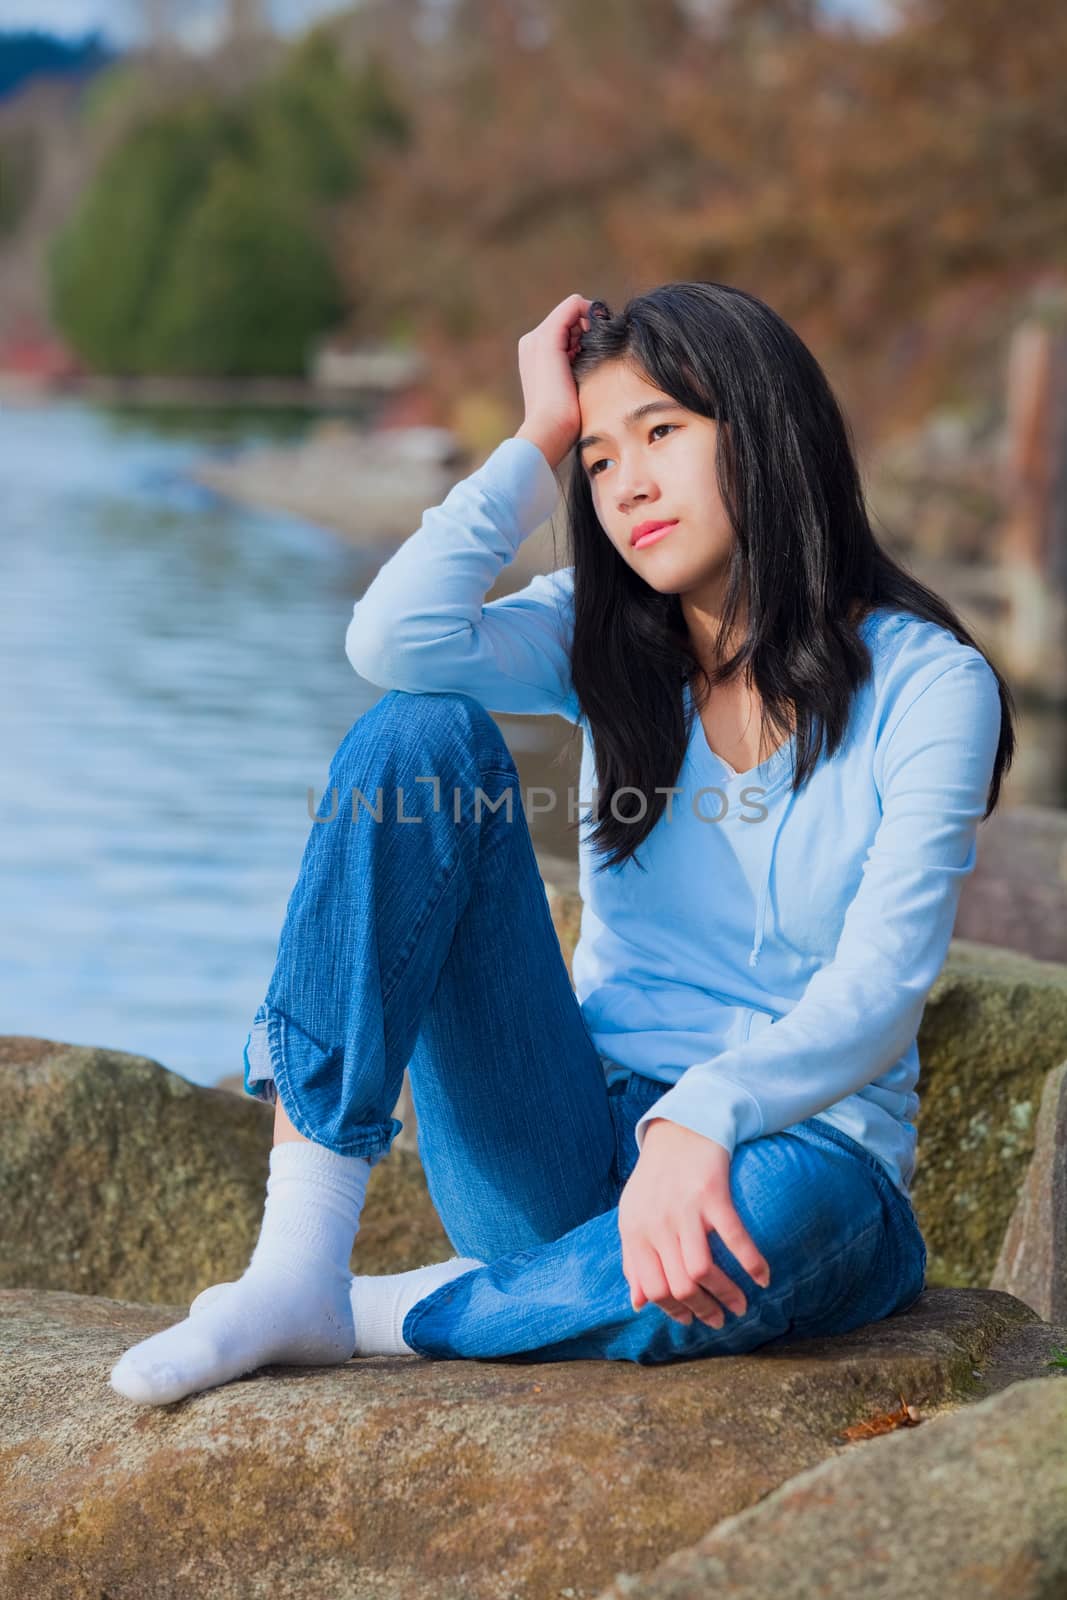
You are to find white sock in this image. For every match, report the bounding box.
[189,1255,488,1356]
[349,1257,487,1354]
[109,1139,372,1406]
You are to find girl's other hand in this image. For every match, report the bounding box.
[618,1117,772,1328]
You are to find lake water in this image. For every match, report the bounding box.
[1,398,1062,1094]
[0,398,578,1091]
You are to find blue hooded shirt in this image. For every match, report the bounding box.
[346,435,1002,1198]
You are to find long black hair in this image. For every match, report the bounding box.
[559,280,1016,873]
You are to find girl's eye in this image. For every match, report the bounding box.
[587,423,677,478]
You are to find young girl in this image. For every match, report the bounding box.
[111,284,1014,1406]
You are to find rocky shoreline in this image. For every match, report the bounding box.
[2,893,1065,1598]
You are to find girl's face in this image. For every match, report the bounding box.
[576,360,735,600]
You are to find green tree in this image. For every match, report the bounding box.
[47,28,407,376]
[49,103,225,372]
[245,29,365,201]
[141,158,343,376]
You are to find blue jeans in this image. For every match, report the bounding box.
[244,690,927,1365]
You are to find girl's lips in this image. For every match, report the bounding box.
[633,521,678,550]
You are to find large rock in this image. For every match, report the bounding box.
[0,1283,1062,1600]
[0,1036,451,1306]
[917,940,1067,1293]
[4,942,1066,1599]
[596,1373,1067,1600]
[991,1061,1067,1323]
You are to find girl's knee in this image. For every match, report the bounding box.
[336,690,510,776]
[729,1129,886,1267]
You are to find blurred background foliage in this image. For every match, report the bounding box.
[46,30,408,374]
[0,0,1063,434]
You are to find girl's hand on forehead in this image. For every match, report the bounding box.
[515,293,600,471]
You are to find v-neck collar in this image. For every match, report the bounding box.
[682,608,884,799]
[683,678,796,798]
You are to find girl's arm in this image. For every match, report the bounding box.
[345,436,578,722]
[632,649,1003,1163]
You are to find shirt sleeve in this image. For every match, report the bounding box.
[344,434,579,722]
[633,650,1003,1160]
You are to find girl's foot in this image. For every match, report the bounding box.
[109,1261,356,1405]
[110,1137,372,1405]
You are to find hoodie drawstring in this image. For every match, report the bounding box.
[748,785,797,968]
[683,674,796,971]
